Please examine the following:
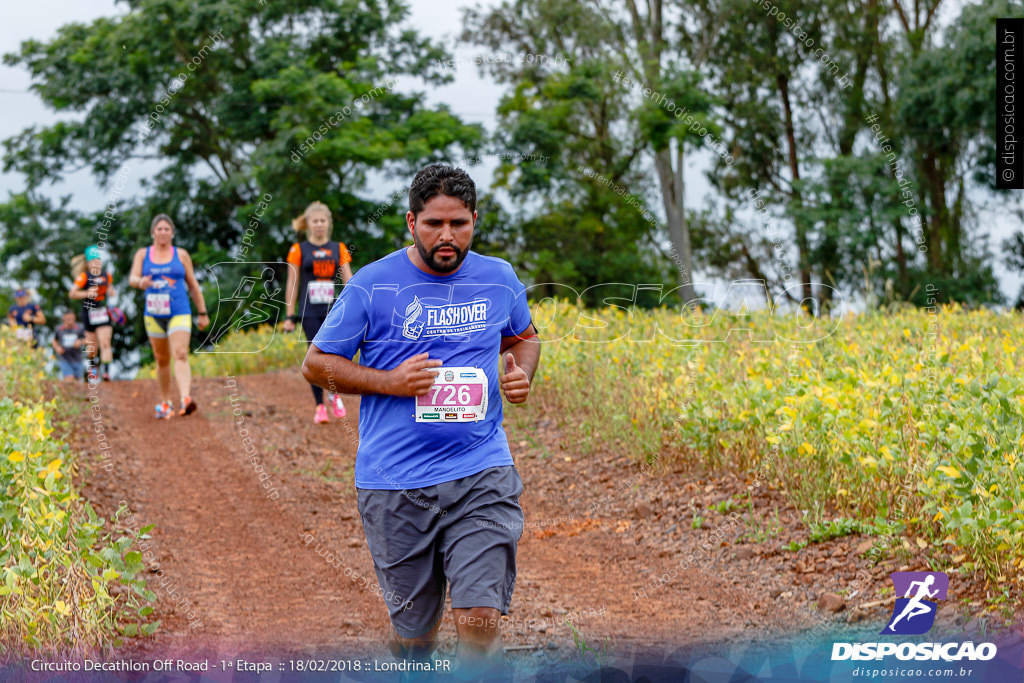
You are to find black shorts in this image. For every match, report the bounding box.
[301,314,328,343]
[356,465,524,638]
[81,305,112,332]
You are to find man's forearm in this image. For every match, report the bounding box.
[302,345,392,395]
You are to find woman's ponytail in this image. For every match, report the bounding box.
[71,254,86,279]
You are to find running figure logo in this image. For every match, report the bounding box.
[882,571,949,635]
[150,275,178,289]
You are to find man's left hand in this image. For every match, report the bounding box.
[500,353,530,404]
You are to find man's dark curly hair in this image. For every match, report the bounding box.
[408,164,477,216]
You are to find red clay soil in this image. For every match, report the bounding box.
[63,371,1019,664]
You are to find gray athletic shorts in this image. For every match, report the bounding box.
[356,465,524,639]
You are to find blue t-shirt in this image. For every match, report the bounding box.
[8,304,41,340]
[312,248,532,490]
[7,305,39,327]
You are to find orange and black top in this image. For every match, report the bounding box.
[287,240,351,318]
[74,270,113,311]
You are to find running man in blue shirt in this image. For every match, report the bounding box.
[302,164,540,675]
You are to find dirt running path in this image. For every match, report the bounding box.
[69,371,918,661]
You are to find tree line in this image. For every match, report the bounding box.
[0,0,1018,369]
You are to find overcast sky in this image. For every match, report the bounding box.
[0,0,515,210]
[1,1,1020,302]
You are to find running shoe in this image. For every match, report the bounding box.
[87,369,99,383]
[331,393,346,418]
[179,396,198,416]
[102,373,111,382]
[154,402,173,419]
[314,404,328,424]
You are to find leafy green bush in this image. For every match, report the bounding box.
[524,300,1024,580]
[0,327,155,656]
[807,518,876,543]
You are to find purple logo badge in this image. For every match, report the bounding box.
[882,571,949,635]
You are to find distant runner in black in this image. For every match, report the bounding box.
[69,245,116,382]
[283,200,354,424]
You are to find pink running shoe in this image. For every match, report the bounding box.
[314,404,328,424]
[331,393,346,418]
[179,396,198,416]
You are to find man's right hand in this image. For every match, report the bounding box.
[387,352,442,396]
[283,318,295,332]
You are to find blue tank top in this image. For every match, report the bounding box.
[142,247,191,317]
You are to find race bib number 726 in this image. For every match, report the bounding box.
[415,367,488,423]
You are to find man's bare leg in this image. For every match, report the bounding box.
[453,606,503,678]
[389,617,442,661]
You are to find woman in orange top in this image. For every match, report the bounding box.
[283,201,353,423]
[69,245,115,381]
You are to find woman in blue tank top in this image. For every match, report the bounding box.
[128,214,209,419]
